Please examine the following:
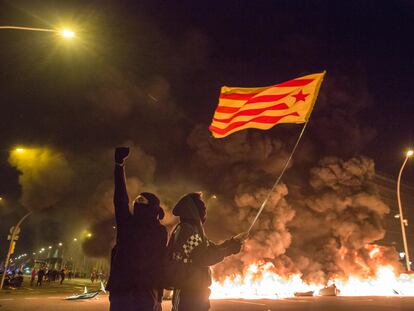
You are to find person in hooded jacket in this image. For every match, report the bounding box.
[107,147,168,311]
[169,192,247,311]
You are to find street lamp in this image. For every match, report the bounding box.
[0,25,76,39]
[60,29,75,38]
[397,149,413,271]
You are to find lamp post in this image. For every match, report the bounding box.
[397,149,413,271]
[0,212,32,289]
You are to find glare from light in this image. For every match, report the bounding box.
[407,150,414,157]
[58,242,63,246]
[87,233,92,238]
[73,238,78,242]
[15,148,25,153]
[60,29,75,38]
[48,246,52,249]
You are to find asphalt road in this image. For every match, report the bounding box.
[1,279,414,311]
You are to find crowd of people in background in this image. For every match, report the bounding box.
[0,266,107,289]
[30,267,68,286]
[90,270,105,283]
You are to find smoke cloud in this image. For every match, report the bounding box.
[8,148,74,210]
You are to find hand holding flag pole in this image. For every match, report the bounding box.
[209,71,326,234]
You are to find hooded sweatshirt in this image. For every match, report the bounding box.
[107,164,167,297]
[168,193,237,290]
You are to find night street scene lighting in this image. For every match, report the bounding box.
[1,1,414,311]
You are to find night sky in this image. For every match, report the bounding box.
[1,0,414,264]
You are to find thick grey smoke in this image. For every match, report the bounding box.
[287,156,399,283]
[187,126,400,282]
[187,128,298,279]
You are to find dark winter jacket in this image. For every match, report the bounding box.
[106,165,168,297]
[168,193,240,291]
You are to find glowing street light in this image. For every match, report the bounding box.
[397,149,413,271]
[60,29,75,38]
[73,238,78,242]
[0,25,76,40]
[58,242,63,246]
[86,233,92,238]
[15,148,25,153]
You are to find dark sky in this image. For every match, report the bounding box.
[1,0,414,259]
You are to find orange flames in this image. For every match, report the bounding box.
[210,245,414,299]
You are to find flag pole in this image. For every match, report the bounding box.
[246,121,308,233]
[246,71,326,234]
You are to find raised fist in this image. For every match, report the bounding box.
[115,147,130,164]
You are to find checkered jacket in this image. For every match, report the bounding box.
[168,222,227,267]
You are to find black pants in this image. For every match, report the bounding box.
[109,289,161,311]
[37,277,43,286]
[172,288,210,311]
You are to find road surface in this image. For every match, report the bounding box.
[1,279,414,310]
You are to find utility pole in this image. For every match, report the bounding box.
[1,212,32,289]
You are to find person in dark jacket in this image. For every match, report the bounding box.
[170,192,247,311]
[107,147,168,311]
[37,267,45,287]
[59,269,65,285]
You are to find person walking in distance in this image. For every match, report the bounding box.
[60,268,66,285]
[30,268,36,286]
[37,267,45,287]
[107,147,168,311]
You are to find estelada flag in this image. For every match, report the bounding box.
[209,72,325,138]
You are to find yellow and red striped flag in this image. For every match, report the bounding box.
[209,72,325,138]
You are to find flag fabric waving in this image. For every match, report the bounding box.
[209,72,325,138]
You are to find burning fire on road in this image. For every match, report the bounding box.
[210,245,414,299]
